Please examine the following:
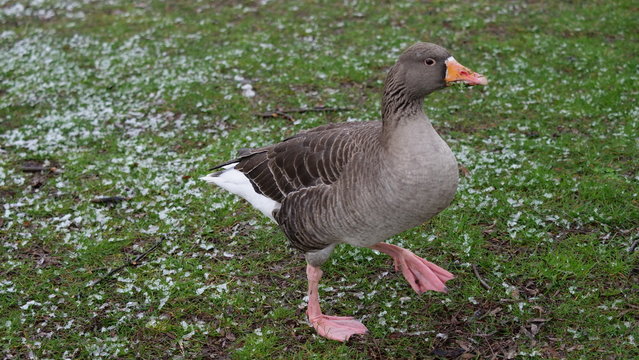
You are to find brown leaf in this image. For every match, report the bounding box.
[455,340,472,351]
[567,344,584,352]
[543,346,563,359]
[510,288,520,299]
[520,325,533,339]
[532,306,545,314]
[30,174,47,188]
[458,164,471,177]
[504,346,517,359]
[530,323,539,336]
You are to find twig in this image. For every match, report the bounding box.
[629,239,639,253]
[276,106,354,114]
[21,165,61,173]
[90,196,129,204]
[255,106,353,120]
[472,264,492,290]
[255,110,295,121]
[21,165,46,173]
[92,239,163,286]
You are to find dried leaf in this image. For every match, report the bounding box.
[459,164,471,177]
[530,323,539,336]
[504,346,517,359]
[520,325,533,339]
[455,339,472,351]
[489,307,503,316]
[510,288,520,299]
[543,346,563,359]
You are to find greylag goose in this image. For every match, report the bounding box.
[202,42,487,341]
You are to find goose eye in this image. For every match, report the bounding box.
[424,58,436,66]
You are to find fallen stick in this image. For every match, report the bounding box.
[21,166,47,173]
[255,110,295,121]
[274,106,354,114]
[629,239,639,253]
[21,165,61,173]
[92,239,163,286]
[472,263,492,290]
[255,106,353,120]
[90,196,129,204]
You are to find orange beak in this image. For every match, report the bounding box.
[445,57,488,86]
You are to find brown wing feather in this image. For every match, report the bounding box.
[213,121,381,198]
[210,121,382,251]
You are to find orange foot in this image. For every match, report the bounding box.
[372,243,454,293]
[309,314,368,342]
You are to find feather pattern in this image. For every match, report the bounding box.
[210,122,383,254]
[205,42,468,265]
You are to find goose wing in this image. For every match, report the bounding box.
[211,121,381,203]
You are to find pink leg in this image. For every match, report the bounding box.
[371,243,454,294]
[306,264,368,341]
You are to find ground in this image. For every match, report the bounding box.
[0,0,637,359]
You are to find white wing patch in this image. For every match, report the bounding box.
[201,163,280,221]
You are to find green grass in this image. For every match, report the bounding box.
[1,0,638,358]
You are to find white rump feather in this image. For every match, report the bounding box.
[201,163,280,221]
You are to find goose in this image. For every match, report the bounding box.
[202,42,487,342]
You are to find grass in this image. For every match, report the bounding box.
[1,0,637,358]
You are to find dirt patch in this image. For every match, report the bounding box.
[18,243,62,268]
[198,328,245,360]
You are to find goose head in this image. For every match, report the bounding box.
[396,42,487,100]
[382,42,487,121]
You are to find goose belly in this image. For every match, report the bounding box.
[338,156,459,247]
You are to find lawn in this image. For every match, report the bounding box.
[1,0,637,359]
